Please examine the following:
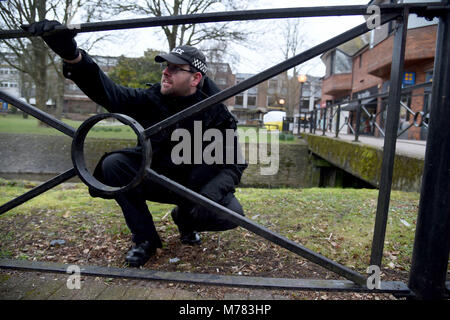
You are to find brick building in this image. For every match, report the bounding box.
[227,72,321,126]
[320,0,438,140]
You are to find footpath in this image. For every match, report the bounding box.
[0,269,292,300]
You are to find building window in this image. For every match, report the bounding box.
[247,96,257,106]
[0,82,18,87]
[268,79,278,94]
[268,80,278,90]
[235,95,243,106]
[267,96,277,106]
[334,50,352,74]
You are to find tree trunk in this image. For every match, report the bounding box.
[32,39,50,126]
[54,73,64,120]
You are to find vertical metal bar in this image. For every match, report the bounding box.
[309,111,313,134]
[322,107,326,135]
[313,109,315,134]
[354,100,362,142]
[303,112,307,133]
[314,108,318,134]
[335,105,341,138]
[370,11,409,267]
[329,106,333,132]
[409,3,450,300]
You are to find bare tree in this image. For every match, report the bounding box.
[0,0,106,121]
[279,18,308,118]
[109,0,248,51]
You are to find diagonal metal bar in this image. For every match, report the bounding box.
[145,168,367,286]
[370,11,409,267]
[0,168,77,215]
[143,13,400,139]
[397,122,414,138]
[373,121,385,137]
[0,4,444,40]
[0,90,76,138]
[0,258,411,294]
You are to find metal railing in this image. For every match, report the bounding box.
[0,3,449,299]
[294,81,432,141]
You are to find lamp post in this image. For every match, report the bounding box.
[297,74,307,132]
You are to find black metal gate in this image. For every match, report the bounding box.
[0,3,449,300]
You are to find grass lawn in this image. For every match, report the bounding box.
[0,113,137,139]
[0,178,424,286]
[0,114,300,143]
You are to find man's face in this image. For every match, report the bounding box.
[160,62,200,97]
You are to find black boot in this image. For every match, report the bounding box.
[125,240,157,267]
[171,207,201,245]
[180,230,201,245]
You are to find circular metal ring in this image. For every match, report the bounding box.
[413,111,425,127]
[71,113,152,197]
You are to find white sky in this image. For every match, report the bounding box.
[83,0,369,78]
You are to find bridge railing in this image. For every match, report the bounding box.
[295,81,432,141]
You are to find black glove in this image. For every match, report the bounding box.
[21,19,79,60]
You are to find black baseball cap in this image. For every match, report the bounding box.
[155,45,208,75]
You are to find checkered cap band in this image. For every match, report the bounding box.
[192,58,208,74]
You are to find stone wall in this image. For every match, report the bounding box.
[0,133,314,188]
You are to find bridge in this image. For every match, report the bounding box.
[304,131,426,193]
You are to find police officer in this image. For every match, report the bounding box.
[23,20,246,267]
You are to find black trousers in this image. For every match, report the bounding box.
[101,153,244,246]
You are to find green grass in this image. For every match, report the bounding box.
[0,114,300,143]
[0,178,423,276]
[0,114,136,139]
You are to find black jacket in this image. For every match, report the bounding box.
[63,50,247,204]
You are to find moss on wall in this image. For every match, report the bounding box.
[305,134,424,192]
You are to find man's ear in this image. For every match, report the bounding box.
[192,72,203,88]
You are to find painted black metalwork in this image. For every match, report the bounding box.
[408,0,450,300]
[0,4,449,298]
[370,11,409,268]
[71,113,152,197]
[354,99,362,142]
[307,81,433,139]
[0,258,410,294]
[0,3,445,40]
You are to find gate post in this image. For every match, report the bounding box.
[408,3,450,300]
